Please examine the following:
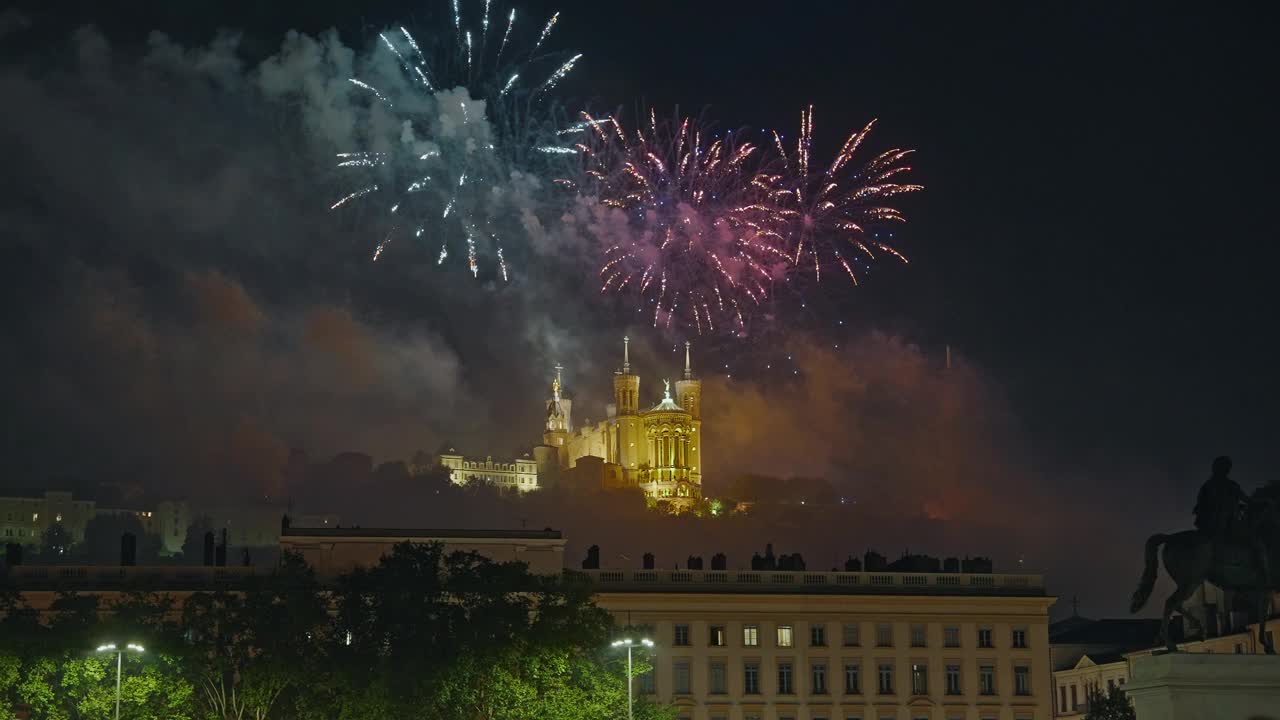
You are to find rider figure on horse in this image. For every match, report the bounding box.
[1194,456,1269,586]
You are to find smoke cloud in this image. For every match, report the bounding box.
[0,19,1172,616]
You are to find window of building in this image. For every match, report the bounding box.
[1014,665,1030,696]
[709,661,727,694]
[877,663,894,695]
[1012,627,1028,649]
[639,668,656,694]
[777,662,794,695]
[911,663,928,695]
[1071,684,1079,709]
[811,624,827,647]
[943,625,960,648]
[709,625,726,647]
[977,627,994,648]
[744,662,760,694]
[1059,684,1068,712]
[844,663,861,694]
[945,664,961,695]
[843,623,860,647]
[876,623,893,647]
[777,625,794,648]
[743,625,759,647]
[1235,642,1244,654]
[1107,678,1116,692]
[674,624,691,646]
[979,665,995,696]
[674,661,691,694]
[812,662,827,694]
[910,624,927,648]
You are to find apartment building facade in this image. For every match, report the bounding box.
[590,569,1055,720]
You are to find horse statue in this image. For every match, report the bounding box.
[1130,458,1279,653]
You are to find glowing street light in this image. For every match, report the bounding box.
[610,637,654,720]
[95,642,145,720]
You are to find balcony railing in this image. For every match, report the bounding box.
[6,565,262,589]
[578,569,1044,595]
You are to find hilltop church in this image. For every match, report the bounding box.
[436,337,705,507]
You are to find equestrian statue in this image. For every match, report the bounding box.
[1130,456,1279,653]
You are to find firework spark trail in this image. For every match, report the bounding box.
[347,78,392,106]
[568,110,793,336]
[331,0,586,280]
[330,185,378,210]
[754,107,922,286]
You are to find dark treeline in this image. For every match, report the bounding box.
[0,545,673,720]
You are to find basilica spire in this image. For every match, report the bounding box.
[683,341,693,380]
[552,363,563,402]
[622,335,631,374]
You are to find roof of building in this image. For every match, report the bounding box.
[1050,617,1161,646]
[280,527,563,540]
[648,396,686,412]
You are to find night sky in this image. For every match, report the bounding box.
[1,1,1277,616]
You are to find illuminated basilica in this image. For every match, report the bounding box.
[534,337,704,506]
[435,337,705,507]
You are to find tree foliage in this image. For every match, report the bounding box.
[1085,685,1137,720]
[0,545,678,720]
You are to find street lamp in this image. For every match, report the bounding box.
[611,637,654,720]
[95,643,145,720]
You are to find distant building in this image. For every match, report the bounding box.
[436,451,539,492]
[0,490,150,549]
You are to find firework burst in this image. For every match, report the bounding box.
[568,110,791,336]
[331,0,585,275]
[750,106,922,286]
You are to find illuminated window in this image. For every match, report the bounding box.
[777,625,794,647]
[55,513,62,522]
[709,625,726,646]
[743,625,759,647]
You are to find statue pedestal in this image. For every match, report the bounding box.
[1126,652,1280,719]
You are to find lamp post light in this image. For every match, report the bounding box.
[610,637,654,720]
[95,643,145,720]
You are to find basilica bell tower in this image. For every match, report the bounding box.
[613,336,643,479]
[673,341,703,486]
